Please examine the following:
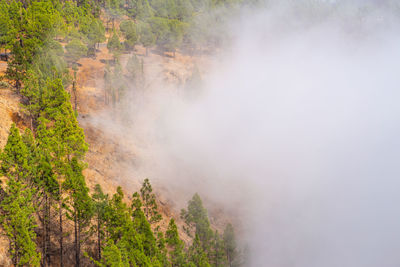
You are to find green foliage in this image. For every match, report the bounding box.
[120,20,138,50]
[136,0,154,20]
[104,59,125,106]
[63,157,93,266]
[166,218,187,266]
[0,0,241,266]
[181,194,238,266]
[188,235,211,267]
[65,38,88,65]
[0,179,40,266]
[148,17,186,55]
[0,124,30,181]
[138,22,156,55]
[36,40,68,79]
[95,240,130,267]
[85,18,106,56]
[92,184,109,261]
[140,178,162,224]
[211,231,227,267]
[223,224,238,267]
[107,30,123,59]
[181,193,213,246]
[96,186,156,266]
[2,0,63,90]
[0,125,41,266]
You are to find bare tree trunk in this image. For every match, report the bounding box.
[42,194,47,267]
[59,198,63,267]
[97,218,101,260]
[46,197,51,266]
[74,210,80,267]
[78,221,81,267]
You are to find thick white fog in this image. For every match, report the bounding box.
[90,1,400,266]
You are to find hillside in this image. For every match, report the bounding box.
[73,43,208,240]
[0,0,241,265]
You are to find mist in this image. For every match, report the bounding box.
[88,1,400,266]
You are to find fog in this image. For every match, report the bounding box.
[89,1,400,266]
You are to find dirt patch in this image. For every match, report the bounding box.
[0,89,24,147]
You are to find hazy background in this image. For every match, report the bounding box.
[90,1,400,266]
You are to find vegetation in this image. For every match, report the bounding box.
[0,0,241,265]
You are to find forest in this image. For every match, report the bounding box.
[0,0,243,265]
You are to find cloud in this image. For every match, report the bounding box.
[89,1,400,266]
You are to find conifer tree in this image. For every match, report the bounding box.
[181,193,213,248]
[36,154,58,266]
[101,187,154,266]
[107,30,123,60]
[95,240,130,267]
[188,234,211,267]
[86,18,106,56]
[92,184,109,261]
[211,230,227,267]
[0,124,30,182]
[36,77,88,267]
[139,22,155,56]
[120,20,138,50]
[131,193,159,260]
[64,157,94,267]
[223,223,237,267]
[21,127,58,266]
[136,0,154,20]
[166,218,187,266]
[65,39,88,66]
[0,177,40,266]
[140,178,162,224]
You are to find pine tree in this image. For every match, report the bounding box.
[63,157,94,267]
[181,193,213,248]
[107,30,123,60]
[140,178,162,224]
[139,22,155,56]
[166,218,187,266]
[101,187,154,266]
[136,0,154,20]
[92,184,109,261]
[131,193,159,260]
[95,240,130,267]
[0,178,40,266]
[86,18,106,56]
[120,20,138,50]
[36,77,88,267]
[65,39,88,66]
[223,224,237,267]
[22,127,58,266]
[188,234,211,267]
[0,124,30,182]
[35,153,58,267]
[211,231,227,267]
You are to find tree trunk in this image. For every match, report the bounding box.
[97,217,101,260]
[74,210,80,267]
[42,194,48,267]
[59,198,63,267]
[78,221,81,267]
[46,197,51,266]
